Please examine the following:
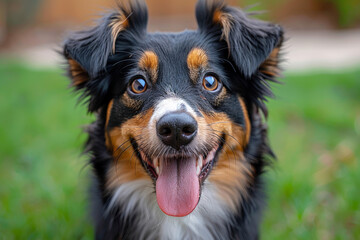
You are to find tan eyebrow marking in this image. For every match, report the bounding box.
[138,51,159,83]
[214,87,228,106]
[187,48,208,83]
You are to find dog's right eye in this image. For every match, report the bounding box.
[202,75,220,92]
[130,78,148,94]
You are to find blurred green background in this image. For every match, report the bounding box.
[0,0,360,239]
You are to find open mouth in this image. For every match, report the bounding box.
[131,138,223,217]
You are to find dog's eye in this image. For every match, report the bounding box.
[130,78,147,94]
[202,75,219,91]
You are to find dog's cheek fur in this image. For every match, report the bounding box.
[200,96,252,211]
[105,101,154,190]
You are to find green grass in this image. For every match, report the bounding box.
[263,68,360,239]
[0,61,359,239]
[0,62,93,239]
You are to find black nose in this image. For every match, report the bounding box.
[156,112,198,150]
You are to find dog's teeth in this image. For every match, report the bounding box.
[153,157,159,168]
[154,157,160,175]
[196,156,203,176]
[197,156,203,168]
[196,165,201,176]
[140,152,146,161]
[156,166,160,175]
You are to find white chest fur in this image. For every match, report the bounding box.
[106,179,232,240]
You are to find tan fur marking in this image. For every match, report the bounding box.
[106,108,154,189]
[214,87,228,106]
[105,99,114,151]
[203,112,247,151]
[213,9,234,50]
[187,48,208,83]
[239,98,251,144]
[260,47,281,77]
[68,59,89,86]
[139,51,159,82]
[121,92,142,110]
[202,111,253,210]
[187,48,208,70]
[208,155,251,211]
[109,11,129,53]
[105,99,114,130]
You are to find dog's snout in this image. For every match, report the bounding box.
[156,112,197,150]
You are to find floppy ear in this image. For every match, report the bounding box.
[195,0,283,78]
[63,0,148,111]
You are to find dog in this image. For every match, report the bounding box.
[63,0,283,239]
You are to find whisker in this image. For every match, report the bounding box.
[113,133,143,153]
[113,50,134,55]
[212,129,244,149]
[113,142,132,174]
[112,134,144,171]
[128,148,138,171]
[109,58,132,67]
[114,138,132,153]
[211,132,239,169]
[114,142,132,160]
[208,121,234,126]
[220,58,236,72]
[119,62,137,71]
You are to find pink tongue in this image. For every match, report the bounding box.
[156,158,199,217]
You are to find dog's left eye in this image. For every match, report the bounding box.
[202,75,219,92]
[130,78,148,94]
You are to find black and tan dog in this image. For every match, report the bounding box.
[63,0,283,239]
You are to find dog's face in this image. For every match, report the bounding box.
[64,0,283,217]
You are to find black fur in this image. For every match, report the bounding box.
[63,0,283,239]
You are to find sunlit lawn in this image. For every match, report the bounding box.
[0,61,359,239]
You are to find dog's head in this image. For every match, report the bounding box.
[63,0,283,217]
